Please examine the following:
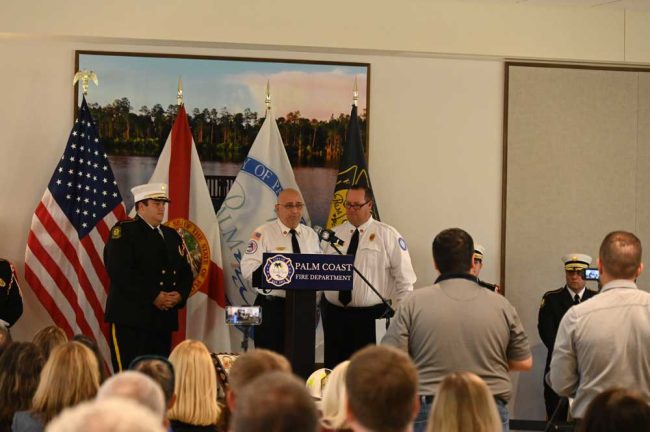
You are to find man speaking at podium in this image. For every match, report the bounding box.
[240,188,321,354]
[321,185,416,368]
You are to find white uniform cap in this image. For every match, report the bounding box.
[131,183,170,203]
[474,244,486,261]
[562,253,592,271]
[305,368,332,400]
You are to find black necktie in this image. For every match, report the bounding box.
[573,294,580,305]
[290,229,301,253]
[339,229,359,306]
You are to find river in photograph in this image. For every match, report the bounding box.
[109,155,337,227]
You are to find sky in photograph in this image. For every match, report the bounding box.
[77,54,368,120]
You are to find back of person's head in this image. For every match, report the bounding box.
[73,334,108,383]
[228,348,292,396]
[97,371,165,420]
[0,342,45,431]
[346,345,418,432]
[426,372,501,432]
[579,388,650,432]
[231,371,318,432]
[0,325,12,357]
[130,356,175,409]
[32,341,100,423]
[599,231,643,279]
[46,397,166,432]
[432,228,474,275]
[32,326,68,360]
[320,360,351,431]
[168,339,219,426]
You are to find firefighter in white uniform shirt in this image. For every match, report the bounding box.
[240,188,321,354]
[321,185,416,368]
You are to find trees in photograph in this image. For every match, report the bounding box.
[88,98,367,167]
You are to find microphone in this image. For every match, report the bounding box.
[313,225,345,246]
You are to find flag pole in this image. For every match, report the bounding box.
[265,80,272,114]
[177,77,184,106]
[73,69,98,97]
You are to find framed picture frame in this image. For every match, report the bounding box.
[74,50,370,227]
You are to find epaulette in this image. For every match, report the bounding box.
[543,287,565,298]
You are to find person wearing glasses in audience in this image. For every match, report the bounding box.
[321,185,416,369]
[240,188,321,354]
[471,244,501,293]
[538,253,597,421]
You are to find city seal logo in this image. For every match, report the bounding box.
[263,254,295,288]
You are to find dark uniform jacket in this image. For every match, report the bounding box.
[104,216,193,332]
[0,259,23,327]
[538,286,597,370]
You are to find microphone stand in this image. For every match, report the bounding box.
[326,241,395,324]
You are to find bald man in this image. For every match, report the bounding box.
[240,188,321,354]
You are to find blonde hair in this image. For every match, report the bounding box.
[427,372,501,432]
[32,341,100,423]
[168,340,220,425]
[32,326,68,360]
[320,361,350,431]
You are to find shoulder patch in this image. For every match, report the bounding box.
[398,237,408,251]
[111,226,122,239]
[246,239,258,254]
[540,297,545,308]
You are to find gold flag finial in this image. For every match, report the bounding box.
[353,76,359,107]
[177,77,184,106]
[73,70,98,96]
[265,80,271,111]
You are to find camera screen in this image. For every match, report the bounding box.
[583,268,599,280]
[225,306,262,325]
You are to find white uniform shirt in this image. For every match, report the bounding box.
[323,217,416,307]
[240,219,321,298]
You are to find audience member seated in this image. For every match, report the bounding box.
[0,325,12,358]
[96,371,166,422]
[0,343,45,432]
[12,341,100,432]
[222,348,292,430]
[31,326,67,361]
[130,355,176,429]
[578,388,650,432]
[168,340,220,432]
[426,372,501,432]
[346,345,419,432]
[231,371,319,432]
[45,398,165,432]
[73,334,108,383]
[319,361,351,432]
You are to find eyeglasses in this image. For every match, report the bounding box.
[344,200,370,210]
[278,203,305,210]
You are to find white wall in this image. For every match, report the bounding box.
[4,0,650,422]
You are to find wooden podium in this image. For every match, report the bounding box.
[261,253,353,379]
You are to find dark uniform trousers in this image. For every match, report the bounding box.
[104,216,192,372]
[0,259,23,328]
[253,293,286,354]
[321,298,386,369]
[538,287,597,420]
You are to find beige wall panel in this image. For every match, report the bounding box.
[506,65,639,419]
[625,10,650,63]
[0,0,629,62]
[635,73,650,265]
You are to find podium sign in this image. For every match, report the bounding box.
[261,253,354,291]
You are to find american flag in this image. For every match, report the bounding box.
[25,97,126,366]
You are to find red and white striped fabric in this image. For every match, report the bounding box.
[24,98,126,368]
[148,104,231,353]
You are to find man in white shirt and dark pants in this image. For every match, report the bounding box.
[321,185,416,368]
[240,188,321,355]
